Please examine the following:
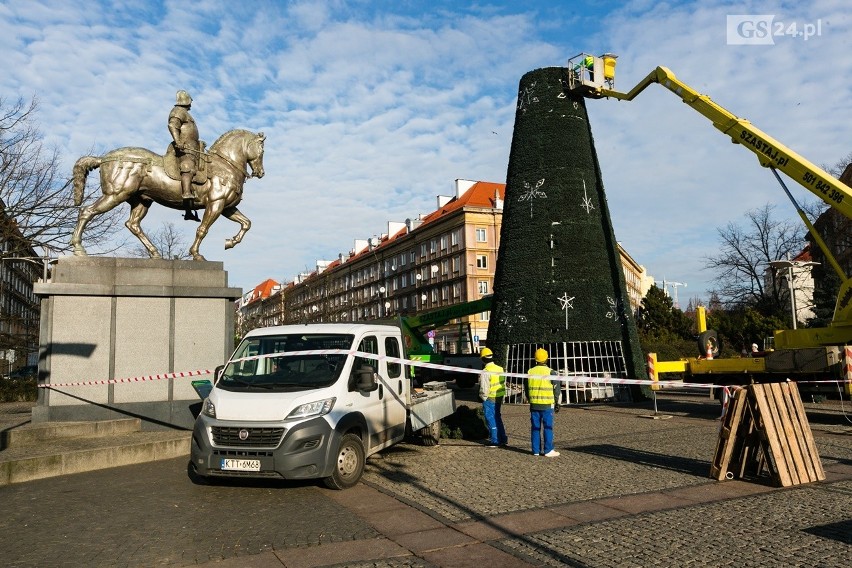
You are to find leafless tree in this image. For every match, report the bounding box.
[1,96,123,257]
[704,204,806,311]
[129,222,192,260]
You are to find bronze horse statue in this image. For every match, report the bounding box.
[70,129,265,260]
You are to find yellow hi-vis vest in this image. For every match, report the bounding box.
[484,362,506,399]
[527,365,554,405]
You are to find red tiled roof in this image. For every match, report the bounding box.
[247,278,280,304]
[792,243,812,262]
[419,181,505,226]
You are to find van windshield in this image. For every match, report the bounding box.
[218,333,355,392]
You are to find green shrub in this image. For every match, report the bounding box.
[441,404,488,440]
[0,378,38,402]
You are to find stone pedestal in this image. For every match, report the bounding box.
[32,257,241,430]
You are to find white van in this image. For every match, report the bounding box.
[189,323,454,489]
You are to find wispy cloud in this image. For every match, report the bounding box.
[1,0,849,304]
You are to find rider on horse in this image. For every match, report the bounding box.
[168,90,202,222]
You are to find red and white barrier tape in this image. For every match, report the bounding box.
[38,348,850,391]
[39,369,212,388]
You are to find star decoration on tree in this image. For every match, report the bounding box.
[606,296,627,325]
[558,292,575,329]
[498,298,528,333]
[517,81,539,113]
[518,178,547,217]
[580,179,595,214]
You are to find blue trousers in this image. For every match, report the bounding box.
[530,408,554,455]
[483,399,507,445]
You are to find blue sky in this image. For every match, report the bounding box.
[2,0,850,305]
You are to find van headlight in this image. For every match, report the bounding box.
[287,397,335,420]
[202,398,216,418]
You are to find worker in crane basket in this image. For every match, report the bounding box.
[574,55,594,81]
[478,347,508,448]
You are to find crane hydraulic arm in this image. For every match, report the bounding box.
[568,54,852,345]
[399,295,492,355]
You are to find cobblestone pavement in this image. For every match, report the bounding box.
[0,393,850,567]
[362,402,720,522]
[497,480,852,567]
[0,457,378,567]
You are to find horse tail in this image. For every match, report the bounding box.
[73,156,102,206]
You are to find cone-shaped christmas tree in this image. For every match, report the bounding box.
[488,67,646,397]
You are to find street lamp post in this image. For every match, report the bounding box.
[769,259,820,330]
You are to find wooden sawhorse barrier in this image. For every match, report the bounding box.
[710,382,825,487]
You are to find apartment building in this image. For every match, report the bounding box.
[617,243,654,316]
[277,179,503,351]
[235,278,283,337]
[0,216,42,375]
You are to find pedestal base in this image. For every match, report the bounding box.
[33,257,241,430]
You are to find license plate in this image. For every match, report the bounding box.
[220,458,261,472]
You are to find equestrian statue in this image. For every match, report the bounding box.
[70,90,265,260]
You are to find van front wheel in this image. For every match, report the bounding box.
[323,433,365,490]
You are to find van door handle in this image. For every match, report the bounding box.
[379,385,384,399]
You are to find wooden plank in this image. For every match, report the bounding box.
[764,382,802,486]
[749,384,793,487]
[775,382,818,482]
[710,388,747,480]
[786,382,826,481]
[769,382,809,484]
[737,406,763,479]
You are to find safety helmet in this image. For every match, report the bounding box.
[534,348,548,363]
[176,90,193,106]
[480,347,493,359]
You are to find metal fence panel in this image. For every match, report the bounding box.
[503,341,632,405]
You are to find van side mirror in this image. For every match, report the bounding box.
[214,365,224,382]
[353,365,379,392]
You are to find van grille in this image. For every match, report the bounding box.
[211,426,285,448]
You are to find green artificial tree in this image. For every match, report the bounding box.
[487,67,647,397]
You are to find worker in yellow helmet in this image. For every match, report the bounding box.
[478,347,508,447]
[524,348,560,457]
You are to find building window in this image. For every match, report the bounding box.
[420,243,427,257]
[452,256,461,273]
[476,228,487,242]
[430,239,437,253]
[441,285,449,300]
[476,254,488,269]
[440,235,448,250]
[478,280,489,295]
[451,229,460,246]
[441,259,448,275]
[480,311,490,321]
[453,283,461,298]
[410,250,416,264]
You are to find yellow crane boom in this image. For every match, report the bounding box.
[568,54,852,346]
